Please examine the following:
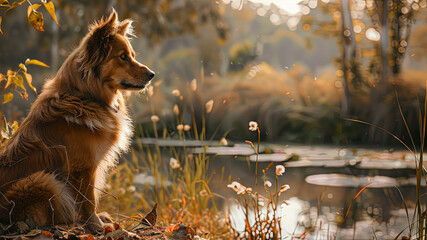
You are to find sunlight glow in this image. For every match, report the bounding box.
[249,0,303,16]
[365,28,381,41]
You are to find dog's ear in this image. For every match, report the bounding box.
[80,10,118,76]
[118,20,132,36]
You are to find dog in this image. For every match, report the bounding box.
[0,10,154,232]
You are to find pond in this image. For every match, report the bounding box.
[131,140,424,239]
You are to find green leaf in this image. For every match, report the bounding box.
[23,72,36,93]
[25,59,49,68]
[19,63,27,72]
[3,92,13,104]
[42,1,60,27]
[27,5,44,31]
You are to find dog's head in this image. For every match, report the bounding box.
[77,10,155,92]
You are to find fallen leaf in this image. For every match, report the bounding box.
[40,231,53,238]
[105,229,128,239]
[103,225,114,234]
[24,229,41,237]
[41,0,60,27]
[142,203,157,227]
[27,5,44,32]
[25,59,50,68]
[114,223,122,230]
[164,224,195,240]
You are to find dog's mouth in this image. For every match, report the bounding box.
[120,81,147,90]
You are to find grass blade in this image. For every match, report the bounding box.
[338,183,371,227]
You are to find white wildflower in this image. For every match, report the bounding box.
[276,165,285,176]
[151,115,159,122]
[227,181,246,194]
[169,157,181,169]
[205,100,214,114]
[117,187,126,195]
[278,184,290,196]
[199,189,209,196]
[147,85,154,97]
[127,185,136,193]
[172,89,180,96]
[177,124,184,131]
[220,137,228,146]
[184,125,191,131]
[191,78,197,91]
[249,121,258,131]
[173,104,179,115]
[264,180,272,188]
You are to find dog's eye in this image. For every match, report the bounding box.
[120,53,130,61]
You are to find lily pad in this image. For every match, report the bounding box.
[305,174,398,188]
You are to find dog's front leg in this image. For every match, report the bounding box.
[69,170,103,233]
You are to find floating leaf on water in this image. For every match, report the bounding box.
[25,58,50,68]
[42,0,60,27]
[27,5,44,32]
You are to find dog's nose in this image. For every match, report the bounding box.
[147,70,155,80]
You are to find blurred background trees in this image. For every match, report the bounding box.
[0,0,426,146]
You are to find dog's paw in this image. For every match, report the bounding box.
[84,214,104,234]
[97,212,113,224]
[85,222,104,234]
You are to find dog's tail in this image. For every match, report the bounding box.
[0,171,76,226]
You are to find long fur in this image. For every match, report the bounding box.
[0,10,153,231]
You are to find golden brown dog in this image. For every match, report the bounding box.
[0,10,154,231]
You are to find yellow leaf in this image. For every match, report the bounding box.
[0,0,10,7]
[25,59,49,68]
[11,121,18,132]
[23,72,36,93]
[42,1,60,27]
[5,0,25,12]
[0,74,4,81]
[6,69,15,76]
[19,63,27,72]
[11,75,25,90]
[27,7,44,31]
[3,92,13,104]
[0,16,3,36]
[27,4,41,17]
[5,75,13,88]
